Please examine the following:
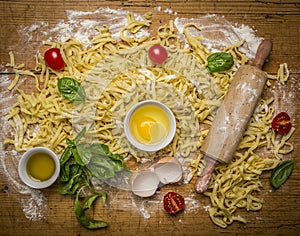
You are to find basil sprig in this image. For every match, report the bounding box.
[270,160,294,189]
[206,52,234,73]
[59,127,129,229]
[75,190,108,229]
[58,77,86,102]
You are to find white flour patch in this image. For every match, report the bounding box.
[130,193,159,219]
[233,23,262,57]
[174,14,262,59]
[49,8,149,46]
[184,196,202,213]
[0,147,47,221]
[22,22,49,41]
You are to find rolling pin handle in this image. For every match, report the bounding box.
[194,156,218,193]
[252,39,272,69]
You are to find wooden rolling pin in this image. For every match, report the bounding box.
[194,39,272,193]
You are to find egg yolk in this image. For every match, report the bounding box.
[136,116,156,141]
[129,105,170,145]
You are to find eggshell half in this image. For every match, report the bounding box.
[131,170,160,197]
[152,157,183,184]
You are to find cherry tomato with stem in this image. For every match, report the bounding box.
[271,112,292,134]
[44,48,65,71]
[163,192,185,215]
[148,44,168,64]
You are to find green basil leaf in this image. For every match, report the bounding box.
[100,192,107,204]
[75,191,108,229]
[109,153,125,162]
[270,160,294,189]
[79,216,108,230]
[63,178,82,195]
[66,138,75,147]
[70,182,82,195]
[58,77,86,102]
[60,147,72,166]
[74,127,87,144]
[206,52,234,72]
[87,157,115,179]
[89,143,128,172]
[108,153,128,171]
[98,143,110,155]
[82,194,100,210]
[88,143,109,156]
[59,163,70,182]
[72,147,85,166]
[59,155,75,182]
[62,162,84,183]
[88,144,106,158]
[59,172,81,195]
[76,143,93,165]
[69,163,82,177]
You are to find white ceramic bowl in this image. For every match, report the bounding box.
[18,147,60,189]
[124,100,176,152]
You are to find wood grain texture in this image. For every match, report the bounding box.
[0,0,300,235]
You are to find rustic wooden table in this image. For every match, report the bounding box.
[0,1,299,236]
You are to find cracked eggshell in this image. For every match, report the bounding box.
[131,170,160,197]
[152,156,183,184]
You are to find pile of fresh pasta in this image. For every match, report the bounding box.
[5,12,294,228]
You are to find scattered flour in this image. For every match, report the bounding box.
[0,147,47,221]
[130,196,152,219]
[154,6,161,12]
[22,22,49,41]
[128,191,203,219]
[0,59,47,222]
[203,205,211,212]
[173,14,262,59]
[49,8,149,45]
[164,8,178,15]
[154,6,178,15]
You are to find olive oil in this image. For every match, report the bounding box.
[26,152,55,181]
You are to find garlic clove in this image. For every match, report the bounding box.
[131,170,160,197]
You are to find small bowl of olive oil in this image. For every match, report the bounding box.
[18,147,60,189]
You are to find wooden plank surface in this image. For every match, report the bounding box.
[0,1,300,236]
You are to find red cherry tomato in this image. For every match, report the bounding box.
[271,112,292,134]
[163,192,185,215]
[148,44,168,64]
[44,48,65,71]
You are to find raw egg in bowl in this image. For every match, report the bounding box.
[124,100,176,152]
[18,147,60,189]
